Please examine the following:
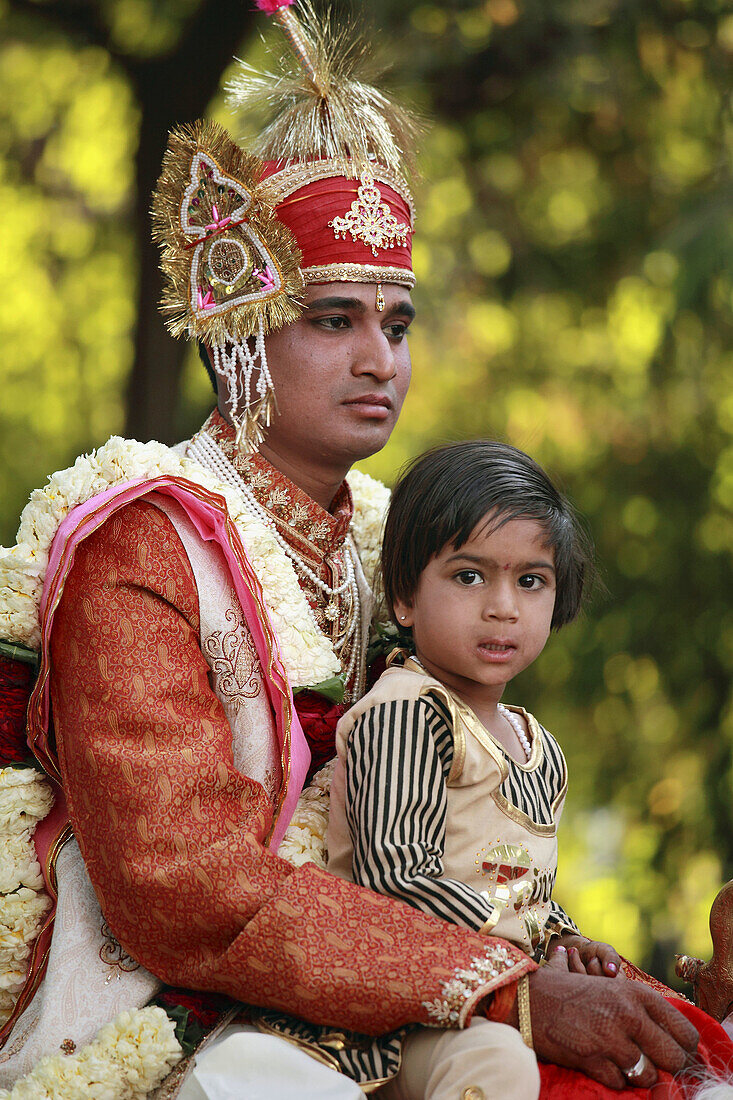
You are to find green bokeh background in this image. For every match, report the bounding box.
[1,0,731,984]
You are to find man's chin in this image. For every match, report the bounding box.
[339,420,397,464]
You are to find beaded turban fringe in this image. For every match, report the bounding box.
[152,0,418,450]
[152,121,303,451]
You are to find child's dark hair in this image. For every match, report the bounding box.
[382,440,594,631]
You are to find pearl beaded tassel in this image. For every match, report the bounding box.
[498,704,532,761]
[187,431,364,693]
[214,319,272,431]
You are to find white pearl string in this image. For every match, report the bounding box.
[213,318,271,427]
[498,703,532,761]
[187,431,364,695]
[190,432,356,598]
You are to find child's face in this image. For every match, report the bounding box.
[394,516,557,707]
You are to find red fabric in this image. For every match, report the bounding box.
[156,989,232,1031]
[538,1000,733,1098]
[261,163,413,279]
[367,652,388,690]
[0,654,34,764]
[49,499,532,1036]
[485,979,517,1024]
[293,690,346,781]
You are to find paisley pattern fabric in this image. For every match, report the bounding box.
[48,495,532,1043]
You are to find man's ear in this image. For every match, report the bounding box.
[197,341,218,396]
[393,598,414,628]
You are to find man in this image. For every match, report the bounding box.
[0,2,701,1095]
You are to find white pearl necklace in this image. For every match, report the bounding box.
[498,703,532,762]
[188,431,364,694]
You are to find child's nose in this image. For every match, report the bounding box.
[483,583,519,621]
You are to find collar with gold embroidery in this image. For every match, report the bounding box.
[203,409,353,562]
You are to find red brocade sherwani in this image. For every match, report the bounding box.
[45,412,532,1085]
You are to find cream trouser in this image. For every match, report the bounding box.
[378,1018,540,1100]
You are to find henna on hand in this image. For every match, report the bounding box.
[524,960,699,1089]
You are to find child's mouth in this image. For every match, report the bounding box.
[477,642,516,661]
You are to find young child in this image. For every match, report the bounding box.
[328,440,623,1100]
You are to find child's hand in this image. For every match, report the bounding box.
[552,933,622,978]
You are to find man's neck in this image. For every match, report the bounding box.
[257,440,348,512]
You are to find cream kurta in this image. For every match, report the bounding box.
[328,659,577,955]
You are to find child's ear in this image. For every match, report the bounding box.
[393,598,414,628]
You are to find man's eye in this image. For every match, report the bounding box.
[384,322,408,340]
[518,574,544,590]
[315,315,350,330]
[455,570,482,586]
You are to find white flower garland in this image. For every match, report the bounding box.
[0,438,388,1087]
[276,758,335,869]
[0,771,54,836]
[347,469,389,593]
[0,769,54,1030]
[0,1006,182,1100]
[0,436,388,690]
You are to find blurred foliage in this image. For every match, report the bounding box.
[1,0,732,984]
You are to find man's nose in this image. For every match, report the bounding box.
[352,329,396,380]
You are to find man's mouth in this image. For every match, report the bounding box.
[343,394,393,417]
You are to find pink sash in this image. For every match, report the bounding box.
[28,474,310,847]
[4,475,311,1045]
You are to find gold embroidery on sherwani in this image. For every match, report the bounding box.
[203,606,261,713]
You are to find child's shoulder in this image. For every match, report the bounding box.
[341,660,453,730]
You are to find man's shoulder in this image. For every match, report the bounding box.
[340,663,452,732]
[67,497,196,613]
[80,497,183,557]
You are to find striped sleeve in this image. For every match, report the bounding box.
[344,694,498,933]
[542,729,579,935]
[546,898,580,937]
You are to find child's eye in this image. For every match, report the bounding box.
[455,569,483,586]
[518,574,545,590]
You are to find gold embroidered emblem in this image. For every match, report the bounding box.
[476,842,543,950]
[99,920,140,973]
[204,608,261,712]
[329,182,412,257]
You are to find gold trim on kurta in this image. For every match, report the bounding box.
[253,1015,342,1073]
[490,787,564,838]
[396,657,565,837]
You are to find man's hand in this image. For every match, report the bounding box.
[553,932,622,978]
[525,949,699,1089]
